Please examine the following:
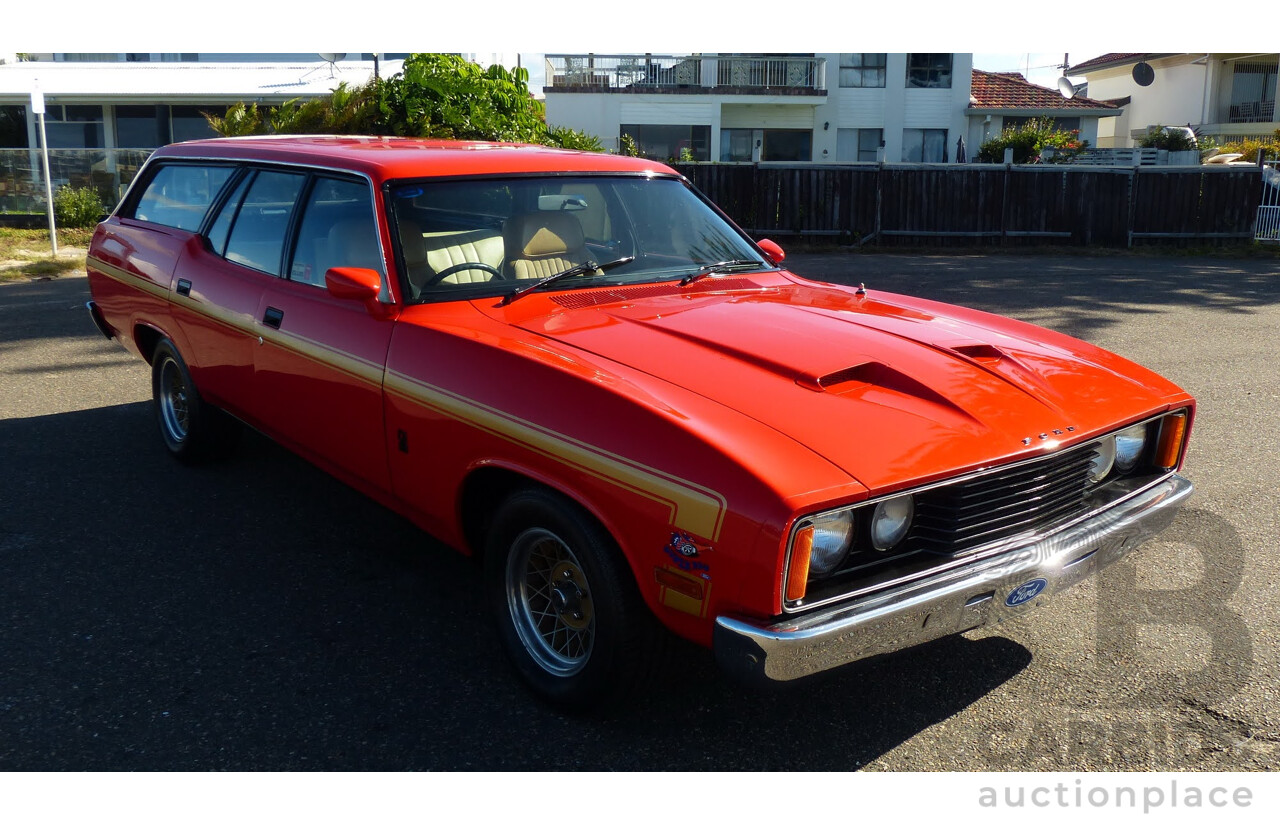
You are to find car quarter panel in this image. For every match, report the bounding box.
[87,220,192,363]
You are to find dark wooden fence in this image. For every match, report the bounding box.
[671,163,1265,247]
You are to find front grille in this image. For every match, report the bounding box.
[911,444,1098,555]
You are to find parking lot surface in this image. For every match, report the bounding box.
[1,251,1276,770]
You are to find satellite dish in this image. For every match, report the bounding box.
[318,53,347,64]
[1058,76,1077,100]
[1132,62,1155,87]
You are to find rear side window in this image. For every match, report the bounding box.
[223,170,306,276]
[132,164,234,231]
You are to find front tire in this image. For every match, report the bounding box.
[485,487,662,710]
[150,338,239,463]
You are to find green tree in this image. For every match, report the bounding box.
[206,54,601,150]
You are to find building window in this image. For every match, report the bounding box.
[762,129,812,162]
[906,54,953,89]
[902,128,948,162]
[38,104,105,149]
[619,124,711,161]
[114,104,225,148]
[838,54,887,88]
[720,128,754,161]
[1002,116,1081,133]
[1229,60,1278,122]
[0,105,27,148]
[171,105,225,143]
[115,105,170,148]
[836,128,882,161]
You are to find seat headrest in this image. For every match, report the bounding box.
[398,219,427,265]
[327,216,383,271]
[505,212,585,258]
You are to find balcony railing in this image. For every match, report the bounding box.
[714,56,824,90]
[1227,100,1276,123]
[544,54,826,94]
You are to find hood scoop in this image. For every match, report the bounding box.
[798,361,978,426]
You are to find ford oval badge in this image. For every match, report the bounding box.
[1006,578,1048,607]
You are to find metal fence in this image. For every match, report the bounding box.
[0,148,153,215]
[1257,160,1280,242]
[672,162,1265,248]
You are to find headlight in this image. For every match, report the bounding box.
[870,495,914,551]
[1089,436,1116,483]
[1114,423,1148,472]
[803,511,855,577]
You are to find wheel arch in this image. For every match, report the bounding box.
[132,322,167,365]
[458,463,631,572]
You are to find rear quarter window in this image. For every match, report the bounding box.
[131,164,234,231]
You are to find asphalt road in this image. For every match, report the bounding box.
[0,252,1276,771]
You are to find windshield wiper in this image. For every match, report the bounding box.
[679,259,763,286]
[498,256,636,306]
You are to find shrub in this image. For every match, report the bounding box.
[619,133,640,157]
[1137,126,1198,152]
[976,117,1088,164]
[1214,130,1280,164]
[53,185,104,228]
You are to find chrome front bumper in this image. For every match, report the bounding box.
[714,474,1193,686]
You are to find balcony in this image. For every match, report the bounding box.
[544,54,826,96]
[1227,100,1276,123]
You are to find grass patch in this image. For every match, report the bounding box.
[0,227,92,282]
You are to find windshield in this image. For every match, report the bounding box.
[389,175,770,301]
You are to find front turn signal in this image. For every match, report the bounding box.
[786,526,814,602]
[1155,411,1188,470]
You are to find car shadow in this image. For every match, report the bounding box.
[0,403,1030,770]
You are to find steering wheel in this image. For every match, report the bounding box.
[425,262,505,286]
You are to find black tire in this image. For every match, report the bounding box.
[150,338,240,463]
[485,487,664,710]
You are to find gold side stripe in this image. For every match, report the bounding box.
[386,370,728,541]
[92,255,727,540]
[89,256,171,302]
[91,255,385,388]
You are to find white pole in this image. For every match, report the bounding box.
[31,87,57,257]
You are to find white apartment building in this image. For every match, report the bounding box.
[1068,53,1280,147]
[542,53,974,163]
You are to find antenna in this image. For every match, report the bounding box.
[317,53,347,79]
[1132,61,1155,87]
[1056,53,1075,99]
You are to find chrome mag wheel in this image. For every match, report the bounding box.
[157,355,190,444]
[505,526,596,677]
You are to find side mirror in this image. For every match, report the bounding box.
[325,267,383,303]
[757,238,786,265]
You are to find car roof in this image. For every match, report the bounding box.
[151,135,679,182]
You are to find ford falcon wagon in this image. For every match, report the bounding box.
[85,136,1195,708]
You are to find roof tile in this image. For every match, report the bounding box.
[969,69,1119,111]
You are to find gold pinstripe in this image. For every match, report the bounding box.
[385,370,728,541]
[92,254,728,540]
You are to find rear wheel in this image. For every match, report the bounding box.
[485,487,662,710]
[150,338,239,463]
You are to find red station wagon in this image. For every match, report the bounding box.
[86,136,1195,707]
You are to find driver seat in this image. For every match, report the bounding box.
[503,212,587,280]
[399,219,506,291]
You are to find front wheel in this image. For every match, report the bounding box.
[485,487,662,710]
[150,338,239,463]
